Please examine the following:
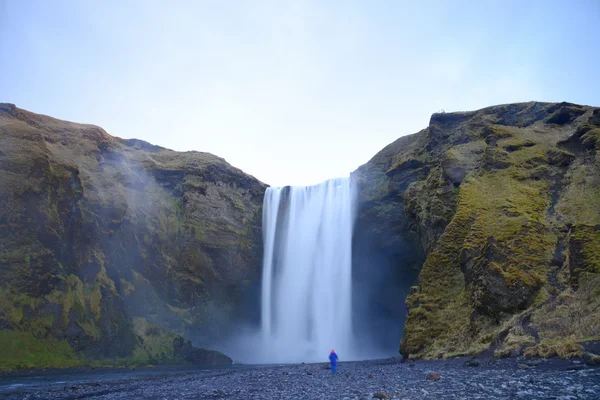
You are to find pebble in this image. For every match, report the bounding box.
[2,358,599,400]
[464,360,481,367]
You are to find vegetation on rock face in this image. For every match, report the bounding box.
[0,104,263,370]
[353,102,600,360]
[0,330,83,371]
[3,100,598,368]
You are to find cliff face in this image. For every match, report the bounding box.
[353,102,600,359]
[0,104,265,370]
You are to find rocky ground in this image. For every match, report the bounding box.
[1,357,599,399]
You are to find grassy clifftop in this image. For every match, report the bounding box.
[0,104,264,370]
[353,102,600,359]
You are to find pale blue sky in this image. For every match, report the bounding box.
[1,1,599,186]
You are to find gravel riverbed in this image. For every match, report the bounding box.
[1,357,599,399]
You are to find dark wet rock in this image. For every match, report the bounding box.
[547,149,575,166]
[510,349,521,358]
[460,237,541,315]
[524,359,543,367]
[441,152,470,184]
[584,352,600,366]
[482,147,511,169]
[426,371,441,381]
[0,103,266,369]
[582,341,600,355]
[464,360,480,367]
[546,103,587,125]
[174,337,232,366]
[354,101,600,360]
[373,391,392,399]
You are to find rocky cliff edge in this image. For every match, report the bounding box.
[353,101,600,360]
[0,103,264,370]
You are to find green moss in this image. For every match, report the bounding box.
[29,314,55,337]
[404,166,458,250]
[0,105,265,372]
[230,197,245,212]
[402,204,474,357]
[89,286,102,318]
[403,132,562,358]
[45,275,86,327]
[0,290,24,324]
[183,175,204,188]
[358,172,390,202]
[556,163,600,225]
[570,225,600,274]
[0,288,47,326]
[130,317,178,363]
[582,128,600,148]
[78,321,100,340]
[524,337,583,358]
[533,286,551,307]
[488,124,515,138]
[0,330,83,371]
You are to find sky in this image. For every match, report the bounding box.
[1,1,599,187]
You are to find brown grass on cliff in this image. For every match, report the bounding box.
[401,102,600,359]
[531,275,600,341]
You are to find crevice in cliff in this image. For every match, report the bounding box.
[351,199,425,356]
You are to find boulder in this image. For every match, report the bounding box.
[464,359,480,367]
[584,353,600,366]
[373,392,392,399]
[426,372,441,381]
[173,336,232,366]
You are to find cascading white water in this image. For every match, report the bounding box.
[260,177,355,363]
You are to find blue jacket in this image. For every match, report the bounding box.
[329,352,338,364]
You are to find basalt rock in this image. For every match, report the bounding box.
[353,101,600,360]
[174,337,232,366]
[0,103,264,370]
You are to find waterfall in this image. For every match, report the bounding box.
[260,177,355,363]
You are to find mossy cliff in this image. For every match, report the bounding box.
[0,103,263,370]
[352,102,600,359]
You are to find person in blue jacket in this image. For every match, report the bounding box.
[329,350,338,373]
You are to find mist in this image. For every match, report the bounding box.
[213,176,423,364]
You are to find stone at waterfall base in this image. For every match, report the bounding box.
[426,372,441,381]
[8,357,600,400]
[373,391,392,399]
[585,353,600,366]
[174,338,232,366]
